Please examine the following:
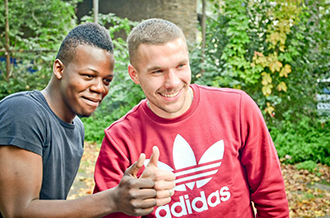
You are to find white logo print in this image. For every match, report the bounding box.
[144,134,224,191]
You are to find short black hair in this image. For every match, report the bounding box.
[56,22,113,64]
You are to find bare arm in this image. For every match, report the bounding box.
[0,146,158,218]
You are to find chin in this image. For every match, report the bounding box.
[76,111,94,118]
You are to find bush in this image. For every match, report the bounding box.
[270,115,330,166]
[295,160,319,173]
[0,0,80,99]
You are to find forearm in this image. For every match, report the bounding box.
[251,167,289,217]
[246,142,289,217]
[3,190,115,218]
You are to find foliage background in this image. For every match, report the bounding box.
[0,0,79,99]
[0,0,329,167]
[189,0,330,166]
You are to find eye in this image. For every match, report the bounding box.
[103,78,112,86]
[84,74,94,79]
[178,63,186,68]
[152,70,163,74]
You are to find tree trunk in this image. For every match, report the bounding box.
[78,0,198,44]
[201,0,206,76]
[5,0,11,80]
[150,0,197,44]
[93,0,98,23]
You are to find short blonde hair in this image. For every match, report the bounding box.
[127,18,186,66]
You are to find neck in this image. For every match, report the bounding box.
[41,86,75,123]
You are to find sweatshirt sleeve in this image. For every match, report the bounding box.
[239,92,289,217]
[93,128,141,218]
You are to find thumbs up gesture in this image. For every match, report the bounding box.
[140,146,176,206]
[115,146,175,216]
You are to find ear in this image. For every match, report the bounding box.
[128,64,140,85]
[53,59,64,80]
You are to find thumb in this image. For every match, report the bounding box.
[125,153,146,178]
[147,146,160,168]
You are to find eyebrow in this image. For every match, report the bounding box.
[178,58,189,65]
[86,68,114,76]
[147,66,162,72]
[146,58,189,72]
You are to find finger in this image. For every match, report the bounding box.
[153,170,176,182]
[136,153,146,168]
[153,180,176,191]
[147,146,159,168]
[128,177,155,189]
[156,197,172,207]
[131,196,157,208]
[125,153,146,177]
[123,198,155,216]
[129,185,157,198]
[127,203,155,216]
[155,189,175,199]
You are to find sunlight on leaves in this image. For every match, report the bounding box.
[279,64,292,77]
[277,81,288,92]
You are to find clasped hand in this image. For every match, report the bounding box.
[114,146,176,216]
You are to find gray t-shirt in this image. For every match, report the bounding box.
[0,90,84,202]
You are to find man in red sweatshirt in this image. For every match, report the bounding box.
[93,18,290,218]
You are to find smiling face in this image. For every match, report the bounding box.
[53,44,114,122]
[128,38,192,119]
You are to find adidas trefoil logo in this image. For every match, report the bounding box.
[144,134,224,191]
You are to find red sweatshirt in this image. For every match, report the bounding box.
[94,84,289,218]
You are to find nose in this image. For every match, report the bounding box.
[164,69,180,89]
[90,78,106,93]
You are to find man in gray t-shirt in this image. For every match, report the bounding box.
[0,22,175,218]
[0,90,84,200]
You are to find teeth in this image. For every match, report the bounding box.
[162,91,179,98]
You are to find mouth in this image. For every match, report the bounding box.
[160,90,180,98]
[82,96,101,107]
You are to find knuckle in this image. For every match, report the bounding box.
[152,189,157,197]
[131,199,140,208]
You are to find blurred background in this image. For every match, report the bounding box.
[0,2,329,216]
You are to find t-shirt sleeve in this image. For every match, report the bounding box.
[0,95,46,156]
[238,92,289,217]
